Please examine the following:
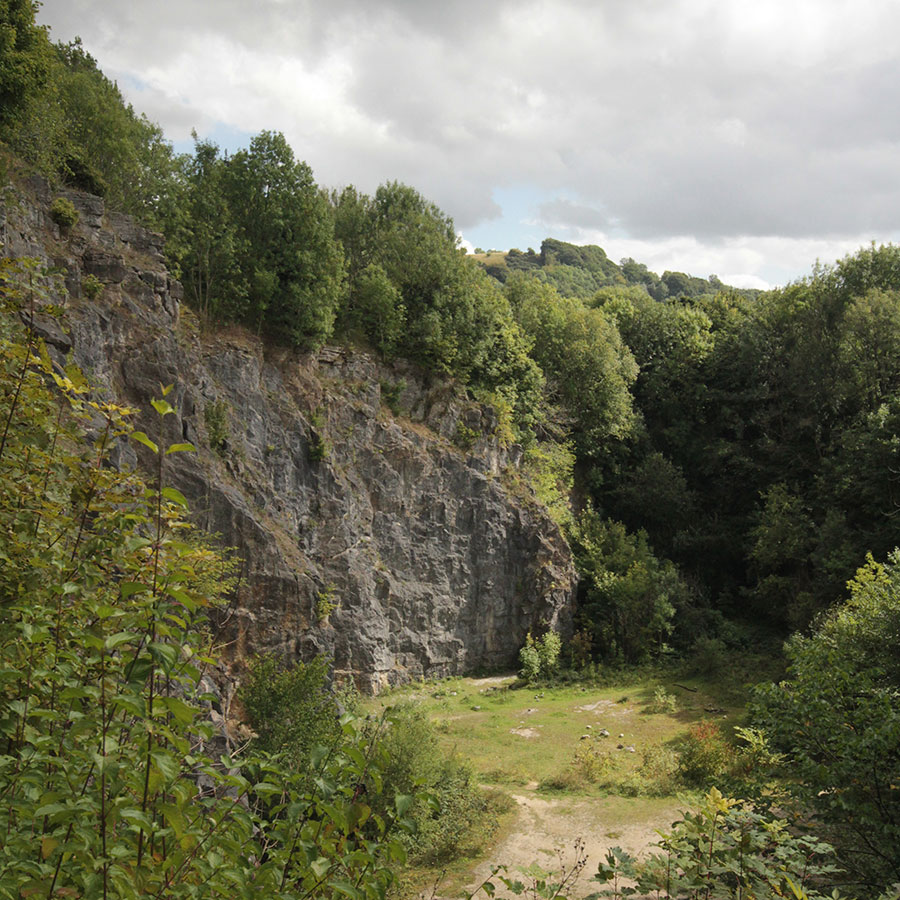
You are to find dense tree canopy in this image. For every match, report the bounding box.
[752,552,900,890]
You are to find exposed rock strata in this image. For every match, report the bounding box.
[1,176,576,692]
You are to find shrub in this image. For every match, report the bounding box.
[316,583,339,623]
[592,789,843,900]
[519,629,563,683]
[637,744,679,795]
[307,409,330,461]
[572,739,613,783]
[677,719,733,786]
[648,684,679,714]
[454,420,479,450]
[375,702,488,863]
[239,653,343,767]
[519,631,541,682]
[380,378,405,415]
[690,635,727,674]
[537,629,562,675]
[204,398,228,455]
[752,551,900,889]
[568,628,593,669]
[81,272,103,299]
[50,195,79,228]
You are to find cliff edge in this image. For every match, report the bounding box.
[1,175,576,692]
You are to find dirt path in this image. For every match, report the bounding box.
[463,789,682,899]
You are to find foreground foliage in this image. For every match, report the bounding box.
[468,789,844,900]
[753,551,900,891]
[590,789,842,900]
[0,259,412,899]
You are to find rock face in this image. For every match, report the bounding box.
[1,176,576,692]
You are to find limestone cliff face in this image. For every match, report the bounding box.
[1,175,576,692]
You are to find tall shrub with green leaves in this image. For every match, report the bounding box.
[239,653,344,769]
[375,703,487,864]
[591,789,842,900]
[752,550,900,891]
[572,510,686,664]
[0,257,413,899]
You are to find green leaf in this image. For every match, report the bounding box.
[310,857,331,879]
[131,431,159,453]
[161,696,196,725]
[252,781,282,797]
[119,808,153,831]
[161,487,189,508]
[330,880,363,900]
[165,442,196,455]
[395,793,414,817]
[151,749,180,782]
[149,641,178,670]
[151,398,175,416]
[105,632,137,650]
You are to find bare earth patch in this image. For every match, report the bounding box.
[509,727,541,739]
[575,699,634,717]
[464,791,681,899]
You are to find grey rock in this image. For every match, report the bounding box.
[83,248,127,284]
[19,310,71,352]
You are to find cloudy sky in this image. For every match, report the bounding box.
[38,0,900,288]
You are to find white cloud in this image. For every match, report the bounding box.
[36,0,900,286]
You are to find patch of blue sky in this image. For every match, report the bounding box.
[459,185,554,254]
[171,122,256,157]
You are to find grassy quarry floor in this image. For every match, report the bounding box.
[365,659,771,899]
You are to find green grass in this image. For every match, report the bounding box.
[369,657,780,894]
[371,668,754,793]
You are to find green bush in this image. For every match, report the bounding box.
[454,420,478,451]
[204,398,228,455]
[752,551,900,889]
[648,684,678,714]
[81,272,102,299]
[307,410,330,462]
[539,739,613,792]
[380,378,406,415]
[592,789,843,900]
[573,739,613,783]
[375,702,488,863]
[537,629,562,676]
[690,635,727,674]
[239,653,344,767]
[637,744,679,795]
[315,583,339,623]
[518,632,541,682]
[50,195,79,228]
[518,629,563,683]
[677,719,733,786]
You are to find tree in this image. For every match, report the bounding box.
[509,274,637,455]
[752,551,900,891]
[572,511,686,664]
[0,0,49,136]
[223,130,346,347]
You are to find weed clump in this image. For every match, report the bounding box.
[50,196,79,229]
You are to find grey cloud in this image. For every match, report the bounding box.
[537,198,610,230]
[37,0,900,246]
